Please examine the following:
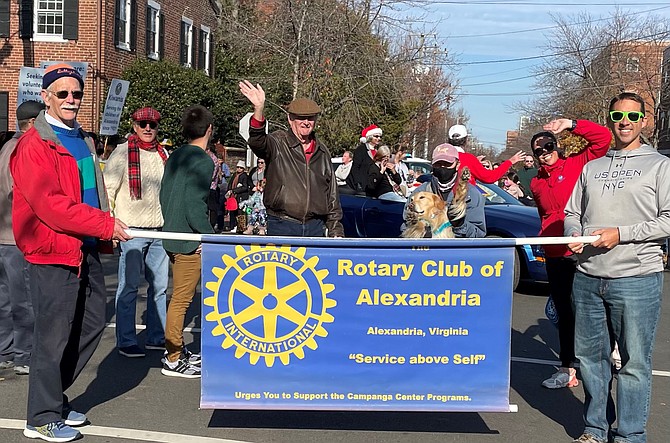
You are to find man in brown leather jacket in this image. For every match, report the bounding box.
[239,80,344,237]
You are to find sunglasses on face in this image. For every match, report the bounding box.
[533,141,556,157]
[609,111,644,123]
[49,90,84,100]
[137,120,158,130]
[372,135,382,138]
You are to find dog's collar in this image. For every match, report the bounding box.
[433,221,452,235]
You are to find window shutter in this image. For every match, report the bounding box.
[0,0,10,38]
[198,30,205,70]
[179,21,186,65]
[130,0,137,51]
[190,26,197,68]
[63,0,79,40]
[158,12,165,60]
[114,0,120,45]
[19,0,33,39]
[209,37,214,77]
[0,91,8,133]
[145,6,151,56]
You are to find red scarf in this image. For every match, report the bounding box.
[127,134,168,200]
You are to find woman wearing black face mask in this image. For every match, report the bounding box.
[403,143,486,238]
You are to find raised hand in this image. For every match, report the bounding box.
[239,80,266,111]
[508,150,526,165]
[543,118,572,134]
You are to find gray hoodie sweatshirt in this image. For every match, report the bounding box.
[564,144,670,278]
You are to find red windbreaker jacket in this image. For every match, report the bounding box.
[530,119,612,257]
[10,112,115,267]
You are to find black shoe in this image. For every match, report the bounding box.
[144,342,165,351]
[118,345,145,358]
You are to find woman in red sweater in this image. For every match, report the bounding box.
[530,118,611,389]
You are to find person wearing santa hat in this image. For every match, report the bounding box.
[347,124,383,192]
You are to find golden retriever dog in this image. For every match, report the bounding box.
[402,167,470,238]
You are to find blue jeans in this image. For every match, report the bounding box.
[267,214,326,237]
[572,271,662,443]
[115,237,168,348]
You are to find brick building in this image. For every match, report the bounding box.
[0,0,220,132]
[657,45,670,154]
[587,40,668,134]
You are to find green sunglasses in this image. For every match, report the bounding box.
[609,110,644,123]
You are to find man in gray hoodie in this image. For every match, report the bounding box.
[565,92,670,443]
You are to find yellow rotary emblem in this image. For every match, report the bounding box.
[204,245,336,367]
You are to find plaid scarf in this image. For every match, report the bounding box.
[127,134,168,200]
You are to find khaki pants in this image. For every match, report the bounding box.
[165,252,201,363]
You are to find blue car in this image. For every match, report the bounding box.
[338,182,547,290]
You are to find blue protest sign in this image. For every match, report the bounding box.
[200,236,515,412]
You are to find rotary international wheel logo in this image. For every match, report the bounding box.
[204,245,336,367]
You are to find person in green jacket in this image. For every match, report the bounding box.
[159,105,214,378]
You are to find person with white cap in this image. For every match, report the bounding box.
[447,123,526,185]
[347,124,384,192]
[404,143,486,238]
[448,124,468,152]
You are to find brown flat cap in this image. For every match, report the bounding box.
[287,98,321,116]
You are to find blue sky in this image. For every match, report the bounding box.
[417,1,670,150]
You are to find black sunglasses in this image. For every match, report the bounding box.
[137,120,158,129]
[49,90,84,100]
[533,141,556,157]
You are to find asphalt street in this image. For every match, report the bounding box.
[1,252,668,443]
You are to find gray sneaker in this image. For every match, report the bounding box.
[23,421,81,442]
[0,360,15,369]
[14,364,29,375]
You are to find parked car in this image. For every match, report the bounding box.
[332,156,431,194]
[338,181,547,290]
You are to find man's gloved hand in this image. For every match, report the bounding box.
[447,203,466,228]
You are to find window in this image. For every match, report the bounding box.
[180,18,193,68]
[35,0,63,38]
[115,0,136,51]
[146,1,160,59]
[198,26,211,74]
[626,57,640,73]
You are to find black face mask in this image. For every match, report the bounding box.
[433,167,457,184]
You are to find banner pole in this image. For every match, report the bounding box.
[125,229,598,246]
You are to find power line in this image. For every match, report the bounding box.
[429,1,670,5]
[442,30,670,66]
[460,73,537,87]
[441,5,670,39]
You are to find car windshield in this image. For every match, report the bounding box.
[405,160,432,175]
[476,182,524,205]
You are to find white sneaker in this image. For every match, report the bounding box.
[542,368,579,389]
[611,343,622,371]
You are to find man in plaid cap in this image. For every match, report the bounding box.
[11,62,131,442]
[104,107,169,358]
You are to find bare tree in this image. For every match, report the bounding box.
[517,9,670,144]
[216,0,456,152]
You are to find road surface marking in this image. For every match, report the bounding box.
[0,419,253,443]
[102,324,670,377]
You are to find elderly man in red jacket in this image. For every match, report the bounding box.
[10,63,130,442]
